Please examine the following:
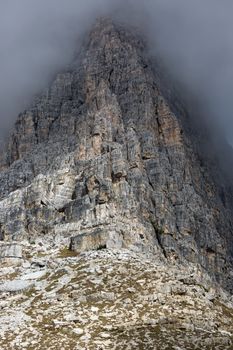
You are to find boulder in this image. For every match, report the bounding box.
[0,243,23,265]
[70,230,109,253]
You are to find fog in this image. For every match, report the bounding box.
[0,0,233,146]
[143,0,233,146]
[0,0,114,138]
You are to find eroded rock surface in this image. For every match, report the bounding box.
[0,238,233,349]
[0,243,22,266]
[0,18,233,294]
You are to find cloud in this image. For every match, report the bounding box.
[143,0,233,145]
[0,0,114,138]
[0,0,233,148]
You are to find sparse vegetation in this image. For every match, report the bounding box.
[56,247,78,258]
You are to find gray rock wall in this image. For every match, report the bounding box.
[0,18,233,291]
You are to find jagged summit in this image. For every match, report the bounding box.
[0,17,233,293]
[2,17,233,350]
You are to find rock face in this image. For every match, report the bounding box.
[0,18,233,291]
[0,243,22,266]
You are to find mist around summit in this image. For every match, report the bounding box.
[1,3,233,348]
[0,0,233,145]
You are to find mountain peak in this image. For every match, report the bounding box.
[1,17,233,348]
[0,19,233,291]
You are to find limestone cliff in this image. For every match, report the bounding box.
[0,18,233,292]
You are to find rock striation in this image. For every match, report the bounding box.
[0,17,233,293]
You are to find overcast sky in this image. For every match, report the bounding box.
[0,0,233,146]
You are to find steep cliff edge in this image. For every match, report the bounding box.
[0,18,233,293]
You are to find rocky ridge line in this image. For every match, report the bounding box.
[0,18,233,291]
